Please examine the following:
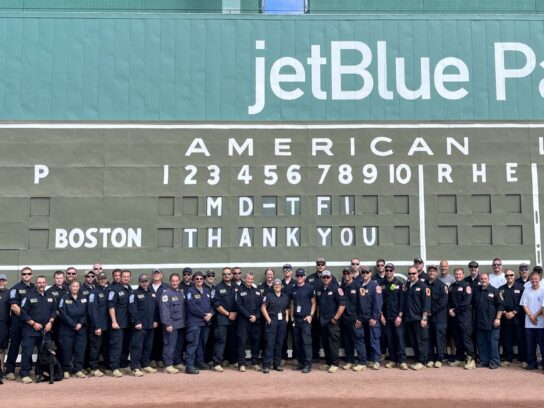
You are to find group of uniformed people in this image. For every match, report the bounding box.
[0,256,542,383]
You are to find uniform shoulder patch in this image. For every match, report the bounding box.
[108,291,115,301]
[466,286,472,294]
[129,294,134,303]
[263,296,267,303]
[89,294,95,303]
[337,288,344,296]
[376,286,382,294]
[162,295,169,302]
[59,298,64,307]
[187,292,192,300]
[10,289,16,298]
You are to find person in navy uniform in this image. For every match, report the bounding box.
[5,267,35,380]
[426,265,449,368]
[291,268,316,374]
[19,275,56,384]
[149,268,168,369]
[159,273,186,374]
[449,267,476,369]
[80,271,95,299]
[108,269,133,377]
[128,273,159,376]
[474,272,503,369]
[403,266,431,370]
[516,263,530,286]
[382,264,407,370]
[358,266,383,370]
[235,272,262,372]
[340,267,367,371]
[0,274,10,377]
[315,270,346,373]
[88,271,110,377]
[281,264,297,362]
[499,268,526,367]
[306,258,337,362]
[261,279,289,373]
[46,270,69,302]
[211,267,238,372]
[185,271,213,374]
[181,267,193,295]
[58,280,88,379]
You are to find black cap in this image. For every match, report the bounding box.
[533,266,543,273]
[206,269,215,277]
[295,268,306,277]
[385,263,395,270]
[414,257,423,264]
[283,264,292,271]
[342,267,351,274]
[193,271,204,279]
[468,261,479,268]
[360,265,371,273]
[427,265,437,271]
[519,263,529,271]
[182,267,193,275]
[85,271,95,277]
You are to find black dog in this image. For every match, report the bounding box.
[35,339,63,384]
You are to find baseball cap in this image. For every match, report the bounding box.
[97,272,107,279]
[85,271,95,277]
[360,265,371,273]
[519,263,529,271]
[414,257,423,264]
[182,267,193,275]
[295,268,306,277]
[206,269,215,277]
[427,265,437,271]
[273,278,282,285]
[152,268,161,274]
[0,274,6,280]
[193,271,204,279]
[283,264,292,271]
[138,274,149,282]
[322,270,332,277]
[342,267,351,274]
[316,257,326,264]
[468,261,479,268]
[385,263,395,270]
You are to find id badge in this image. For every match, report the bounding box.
[296,305,301,313]
[278,313,283,321]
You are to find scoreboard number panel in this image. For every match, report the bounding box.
[0,123,541,274]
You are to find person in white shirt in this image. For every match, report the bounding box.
[524,266,543,290]
[489,258,506,289]
[519,271,544,370]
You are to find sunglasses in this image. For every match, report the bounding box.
[377,263,385,267]
[505,274,515,277]
[296,274,305,278]
[66,273,76,276]
[316,262,325,266]
[362,271,371,274]
[183,273,192,276]
[194,277,204,281]
[351,262,359,265]
[321,276,331,279]
[407,272,417,276]
[385,269,393,272]
[342,271,351,275]
[493,263,502,267]
[22,272,32,276]
[223,273,232,276]
[469,266,478,269]
[207,275,215,278]
[233,272,241,275]
[93,267,102,270]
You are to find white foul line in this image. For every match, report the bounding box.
[418,164,426,263]
[532,164,542,266]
